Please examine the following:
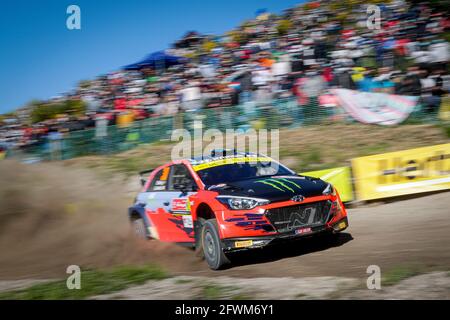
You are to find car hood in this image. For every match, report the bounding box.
[208,175,328,202]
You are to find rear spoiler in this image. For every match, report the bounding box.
[139,169,154,187]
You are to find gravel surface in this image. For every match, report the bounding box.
[93,272,450,300]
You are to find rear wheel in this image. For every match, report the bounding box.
[201,219,230,270]
[321,231,341,245]
[131,217,148,239]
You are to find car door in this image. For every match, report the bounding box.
[135,167,168,239]
[144,164,197,243]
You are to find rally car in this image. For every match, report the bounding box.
[128,150,349,270]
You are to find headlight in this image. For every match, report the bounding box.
[323,183,336,196]
[216,196,270,210]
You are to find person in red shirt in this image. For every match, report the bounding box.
[114,95,127,110]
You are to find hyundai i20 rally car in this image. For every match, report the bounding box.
[129,150,348,270]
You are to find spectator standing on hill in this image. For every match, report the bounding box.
[397,66,422,96]
[300,64,326,124]
[180,80,202,111]
[429,39,450,71]
[420,69,441,112]
[47,128,63,161]
[373,67,395,94]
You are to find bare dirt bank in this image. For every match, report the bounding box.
[0,160,197,279]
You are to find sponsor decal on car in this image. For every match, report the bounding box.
[254,177,302,193]
[192,156,272,171]
[172,198,189,212]
[235,240,253,248]
[160,167,170,180]
[182,215,193,228]
[295,227,312,235]
[337,221,347,230]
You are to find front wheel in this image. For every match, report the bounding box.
[320,230,341,245]
[201,219,230,270]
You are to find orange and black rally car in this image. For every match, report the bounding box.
[129,150,348,270]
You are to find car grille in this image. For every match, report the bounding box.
[265,201,332,233]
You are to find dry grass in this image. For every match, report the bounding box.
[64,123,449,174]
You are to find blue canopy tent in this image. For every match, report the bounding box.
[123,51,186,71]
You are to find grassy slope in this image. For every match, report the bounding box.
[64,123,449,175]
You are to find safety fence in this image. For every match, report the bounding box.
[11,96,442,161]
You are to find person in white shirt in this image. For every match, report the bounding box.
[180,80,202,111]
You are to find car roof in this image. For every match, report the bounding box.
[188,150,262,164]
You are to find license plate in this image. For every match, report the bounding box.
[235,240,253,248]
[295,227,312,235]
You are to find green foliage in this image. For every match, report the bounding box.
[30,99,86,123]
[78,80,91,89]
[442,31,450,44]
[227,30,248,45]
[440,122,450,138]
[0,111,16,124]
[0,265,168,300]
[201,284,224,299]
[65,99,86,115]
[202,39,217,53]
[382,266,421,286]
[199,284,240,299]
[296,148,323,171]
[276,20,292,36]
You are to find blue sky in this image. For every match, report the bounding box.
[0,0,302,113]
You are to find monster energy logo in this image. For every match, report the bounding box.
[255,178,302,193]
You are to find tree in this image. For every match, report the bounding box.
[65,99,86,115]
[227,30,248,45]
[277,20,293,36]
[78,79,91,89]
[30,99,86,123]
[202,39,217,53]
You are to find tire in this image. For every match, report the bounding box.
[201,219,230,270]
[321,231,340,245]
[131,217,148,239]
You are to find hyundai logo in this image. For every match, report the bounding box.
[291,195,305,202]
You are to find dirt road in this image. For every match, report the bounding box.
[181,191,450,279]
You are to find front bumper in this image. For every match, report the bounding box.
[222,216,348,252]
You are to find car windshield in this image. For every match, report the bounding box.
[196,160,294,186]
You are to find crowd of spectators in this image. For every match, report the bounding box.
[1,0,450,150]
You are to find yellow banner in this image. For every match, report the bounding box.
[301,167,353,202]
[352,143,450,200]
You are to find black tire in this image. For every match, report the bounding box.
[321,231,341,245]
[131,217,148,239]
[201,219,230,270]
